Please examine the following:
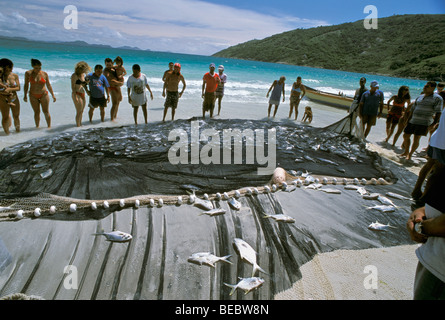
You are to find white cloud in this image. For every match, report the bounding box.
[0,0,328,55]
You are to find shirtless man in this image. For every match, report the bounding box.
[162,63,186,121]
[103,58,124,121]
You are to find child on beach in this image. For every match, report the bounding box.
[114,56,127,102]
[127,64,153,125]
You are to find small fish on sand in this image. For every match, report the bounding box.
[233,238,266,277]
[224,277,265,295]
[366,205,396,213]
[264,214,295,223]
[386,192,413,201]
[93,230,132,242]
[368,221,396,231]
[199,208,226,216]
[187,252,232,267]
[228,197,241,210]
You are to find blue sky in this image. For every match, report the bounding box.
[0,0,444,55]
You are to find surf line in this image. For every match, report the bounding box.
[168,120,276,175]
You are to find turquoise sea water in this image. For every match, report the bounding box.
[0,38,429,147]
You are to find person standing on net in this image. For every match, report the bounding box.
[358,80,384,138]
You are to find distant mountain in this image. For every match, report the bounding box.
[213,14,445,80]
[0,36,149,52]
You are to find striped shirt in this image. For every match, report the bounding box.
[409,93,443,126]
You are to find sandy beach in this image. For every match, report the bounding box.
[0,99,428,300]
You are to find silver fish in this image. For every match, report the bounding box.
[366,205,396,213]
[187,252,232,267]
[264,214,295,223]
[40,169,53,179]
[386,192,413,201]
[233,238,266,277]
[199,208,226,216]
[377,195,397,207]
[301,170,312,178]
[228,197,241,210]
[356,187,368,196]
[368,221,396,231]
[317,158,339,166]
[362,193,380,200]
[294,157,304,163]
[194,197,214,211]
[303,155,317,163]
[224,277,265,296]
[344,185,360,190]
[321,188,341,194]
[93,230,132,242]
[0,205,15,212]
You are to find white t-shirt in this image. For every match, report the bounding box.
[127,73,148,106]
[429,104,445,149]
[416,204,445,283]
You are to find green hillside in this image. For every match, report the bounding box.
[213,14,445,80]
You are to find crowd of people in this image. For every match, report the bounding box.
[347,77,444,161]
[0,58,229,132]
[1,58,444,165]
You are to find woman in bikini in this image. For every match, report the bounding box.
[385,85,411,145]
[0,58,21,135]
[23,59,56,128]
[289,76,305,120]
[71,61,91,127]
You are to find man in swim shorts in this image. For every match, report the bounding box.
[86,64,110,122]
[201,63,220,119]
[162,63,186,122]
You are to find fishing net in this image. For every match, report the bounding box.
[323,102,365,140]
[0,118,392,220]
